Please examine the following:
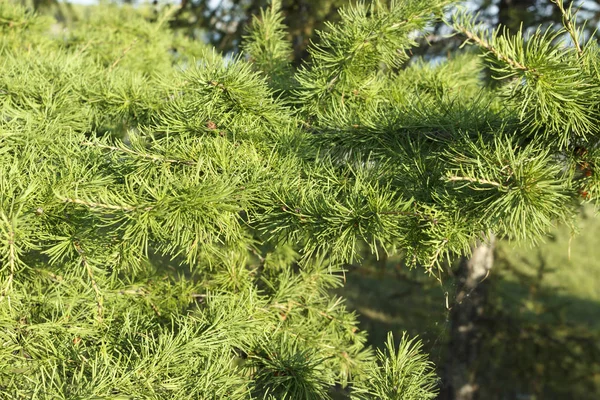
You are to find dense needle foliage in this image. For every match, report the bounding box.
[1,0,599,398]
[0,1,439,398]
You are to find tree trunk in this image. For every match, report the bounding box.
[441,235,495,400]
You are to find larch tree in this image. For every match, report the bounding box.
[247,0,600,398]
[0,1,598,400]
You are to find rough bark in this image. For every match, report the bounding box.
[441,235,496,400]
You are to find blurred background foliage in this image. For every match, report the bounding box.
[16,0,600,398]
[338,205,600,399]
[27,0,600,62]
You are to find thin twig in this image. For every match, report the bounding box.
[81,141,196,166]
[552,0,583,56]
[425,238,449,280]
[455,25,537,75]
[75,40,95,57]
[271,300,344,325]
[154,4,181,31]
[109,39,138,72]
[60,197,134,212]
[149,302,161,317]
[75,242,104,322]
[6,230,15,293]
[248,247,266,263]
[0,213,16,301]
[60,197,154,213]
[447,175,503,187]
[377,208,438,224]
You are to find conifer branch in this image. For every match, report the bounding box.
[3,1,596,396]
[149,301,161,317]
[0,212,17,299]
[1,229,15,298]
[81,141,196,165]
[6,229,15,293]
[154,4,181,31]
[109,38,139,72]
[453,24,534,75]
[377,209,437,222]
[271,299,346,325]
[446,175,503,188]
[42,270,64,282]
[74,242,104,322]
[75,39,95,56]
[552,0,583,56]
[59,197,154,213]
[425,239,449,276]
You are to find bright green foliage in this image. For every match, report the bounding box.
[258,0,600,270]
[446,0,600,202]
[450,6,600,149]
[243,0,294,93]
[351,333,438,399]
[1,0,599,398]
[295,0,454,114]
[0,2,439,399]
[0,1,53,50]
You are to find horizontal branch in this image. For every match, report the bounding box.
[270,298,356,332]
[446,175,503,188]
[82,141,196,166]
[376,208,438,223]
[59,197,154,213]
